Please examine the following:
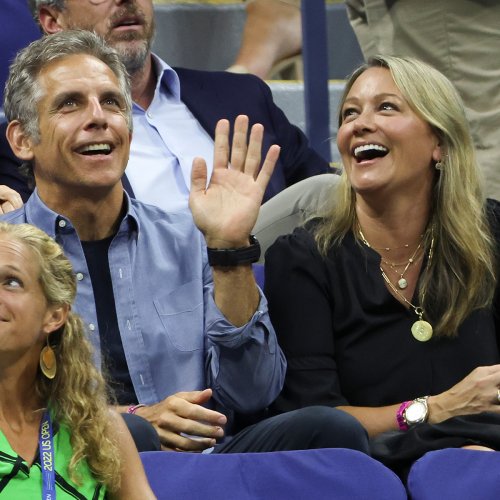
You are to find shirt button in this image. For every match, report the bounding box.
[76,272,84,281]
[147,111,153,119]
[58,219,67,228]
[89,323,96,331]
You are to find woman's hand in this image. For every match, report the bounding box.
[428,365,500,424]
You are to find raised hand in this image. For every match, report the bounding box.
[189,115,280,248]
[136,389,227,452]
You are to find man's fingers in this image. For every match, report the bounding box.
[168,392,227,426]
[190,157,209,193]
[213,119,230,170]
[158,430,216,452]
[0,201,16,214]
[256,144,280,190]
[244,123,264,178]
[176,388,213,404]
[230,115,249,171]
[0,186,23,210]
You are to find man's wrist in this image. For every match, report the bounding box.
[207,235,261,266]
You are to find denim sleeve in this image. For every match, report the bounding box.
[202,260,286,413]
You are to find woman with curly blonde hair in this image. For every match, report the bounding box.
[0,222,154,498]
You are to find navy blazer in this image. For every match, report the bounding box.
[0,67,329,203]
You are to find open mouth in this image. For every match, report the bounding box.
[112,14,143,30]
[76,143,113,156]
[115,19,140,28]
[353,144,388,162]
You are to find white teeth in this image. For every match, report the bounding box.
[79,143,111,153]
[354,144,388,157]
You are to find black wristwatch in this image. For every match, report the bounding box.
[207,235,261,267]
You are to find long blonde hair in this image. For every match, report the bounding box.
[0,222,121,491]
[316,55,497,337]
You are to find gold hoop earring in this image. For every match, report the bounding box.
[40,339,56,379]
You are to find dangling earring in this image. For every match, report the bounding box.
[435,160,443,170]
[40,339,57,379]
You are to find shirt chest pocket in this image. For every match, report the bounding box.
[154,279,204,352]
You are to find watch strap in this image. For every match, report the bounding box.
[207,234,261,266]
[396,400,412,431]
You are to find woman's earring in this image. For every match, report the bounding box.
[40,339,57,379]
[435,161,443,170]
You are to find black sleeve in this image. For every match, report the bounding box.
[265,226,348,414]
[486,198,500,353]
[0,122,33,202]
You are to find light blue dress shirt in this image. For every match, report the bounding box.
[127,55,215,212]
[1,191,286,417]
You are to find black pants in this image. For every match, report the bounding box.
[122,406,369,454]
[214,406,369,454]
[121,412,161,452]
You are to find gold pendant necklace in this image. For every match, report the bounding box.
[381,242,423,290]
[380,268,433,341]
[358,225,434,341]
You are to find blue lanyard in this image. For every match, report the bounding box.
[38,410,56,500]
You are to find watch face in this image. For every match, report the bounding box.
[405,401,426,423]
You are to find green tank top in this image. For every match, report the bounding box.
[0,421,106,499]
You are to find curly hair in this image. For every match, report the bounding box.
[0,222,122,491]
[315,55,497,338]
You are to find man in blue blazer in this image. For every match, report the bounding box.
[0,0,329,211]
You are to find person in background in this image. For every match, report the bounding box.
[227,0,302,79]
[0,0,329,210]
[0,222,154,498]
[265,55,500,478]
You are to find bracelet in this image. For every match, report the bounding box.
[396,401,412,431]
[206,234,261,267]
[127,403,146,414]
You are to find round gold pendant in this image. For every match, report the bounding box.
[411,320,433,342]
[398,278,408,289]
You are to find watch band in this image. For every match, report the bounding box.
[396,400,412,431]
[207,234,261,267]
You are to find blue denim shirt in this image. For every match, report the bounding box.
[1,191,286,415]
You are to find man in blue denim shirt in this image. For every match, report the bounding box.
[2,30,370,455]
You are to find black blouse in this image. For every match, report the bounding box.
[265,201,500,414]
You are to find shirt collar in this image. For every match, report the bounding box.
[151,53,181,103]
[25,189,140,238]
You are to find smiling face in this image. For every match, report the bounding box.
[18,54,131,202]
[337,67,441,199]
[41,0,155,73]
[0,235,65,366]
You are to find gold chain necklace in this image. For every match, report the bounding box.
[381,241,423,290]
[358,226,435,342]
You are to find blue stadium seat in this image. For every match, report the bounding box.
[407,448,500,500]
[140,448,407,500]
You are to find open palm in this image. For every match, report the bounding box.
[189,115,280,248]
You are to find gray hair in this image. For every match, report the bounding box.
[4,29,133,142]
